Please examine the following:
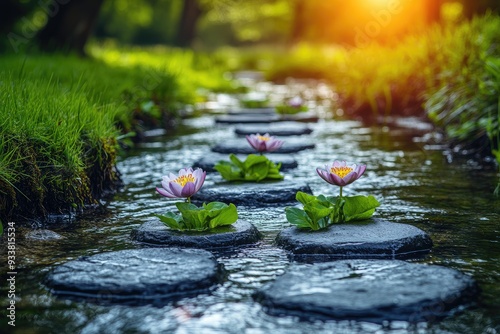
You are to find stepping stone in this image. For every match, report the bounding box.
[211,139,315,154]
[131,220,261,249]
[254,259,478,323]
[234,122,313,137]
[215,115,281,124]
[192,180,311,207]
[45,248,223,305]
[227,107,277,115]
[193,153,298,172]
[279,111,320,123]
[276,219,433,260]
[25,229,64,241]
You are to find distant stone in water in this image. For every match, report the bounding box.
[227,107,277,115]
[212,139,315,154]
[234,122,313,137]
[279,111,319,123]
[193,180,311,207]
[254,259,478,323]
[276,219,433,260]
[45,248,223,306]
[25,229,64,241]
[193,153,298,172]
[132,220,261,249]
[215,115,281,124]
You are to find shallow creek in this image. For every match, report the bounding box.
[1,93,500,333]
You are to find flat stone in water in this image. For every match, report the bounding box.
[215,115,281,124]
[192,180,311,207]
[279,111,319,123]
[25,229,64,241]
[234,122,313,137]
[131,220,261,249]
[193,153,298,172]
[254,259,478,323]
[227,107,277,115]
[211,138,315,154]
[45,248,222,305]
[276,219,433,260]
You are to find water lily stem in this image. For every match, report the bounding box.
[339,186,343,199]
[186,197,191,203]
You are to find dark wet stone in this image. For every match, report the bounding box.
[142,128,168,138]
[25,229,63,241]
[193,153,298,172]
[276,219,433,260]
[192,180,311,207]
[215,115,281,124]
[234,122,313,137]
[227,107,277,115]
[279,111,319,123]
[45,248,223,305]
[254,259,478,323]
[131,220,261,248]
[211,138,315,154]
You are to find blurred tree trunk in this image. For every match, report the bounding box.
[462,1,479,18]
[175,0,202,47]
[37,0,104,55]
[290,0,306,43]
[462,0,500,18]
[426,0,442,23]
[0,0,32,35]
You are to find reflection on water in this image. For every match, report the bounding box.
[1,110,500,333]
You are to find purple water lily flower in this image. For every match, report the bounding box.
[316,160,366,187]
[246,133,284,153]
[288,96,304,108]
[156,167,206,200]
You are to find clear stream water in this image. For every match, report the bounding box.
[1,84,500,333]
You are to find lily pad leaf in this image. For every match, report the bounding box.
[285,207,313,229]
[343,195,380,221]
[215,154,283,182]
[155,212,183,230]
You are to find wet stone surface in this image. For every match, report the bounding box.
[25,229,64,241]
[193,153,298,172]
[275,219,433,260]
[211,138,315,154]
[45,248,223,305]
[215,115,281,124]
[192,180,311,207]
[131,220,261,249]
[254,259,478,323]
[279,111,320,123]
[227,107,277,115]
[234,122,313,137]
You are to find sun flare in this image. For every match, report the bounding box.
[365,0,399,8]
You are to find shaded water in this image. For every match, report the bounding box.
[2,92,500,333]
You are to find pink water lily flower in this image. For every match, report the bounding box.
[246,133,284,153]
[156,167,206,199]
[288,96,304,108]
[316,160,366,187]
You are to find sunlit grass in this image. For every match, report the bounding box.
[88,42,237,95]
[426,15,500,152]
[237,14,500,189]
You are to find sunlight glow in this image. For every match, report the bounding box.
[365,0,399,8]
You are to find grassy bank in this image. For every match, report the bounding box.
[0,48,235,223]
